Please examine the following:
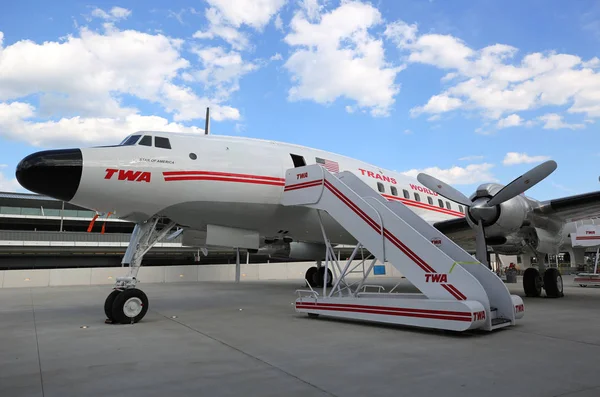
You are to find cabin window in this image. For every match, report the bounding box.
[391,186,398,196]
[403,189,409,199]
[438,199,444,208]
[290,154,306,167]
[377,182,385,193]
[446,201,451,209]
[414,193,421,202]
[189,153,197,160]
[120,135,141,146]
[139,135,152,146]
[155,137,171,149]
[428,197,433,205]
[459,205,463,213]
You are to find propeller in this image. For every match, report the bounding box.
[417,160,557,267]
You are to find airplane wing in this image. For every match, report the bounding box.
[432,217,477,252]
[534,190,600,221]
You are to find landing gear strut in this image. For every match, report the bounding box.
[104,217,176,324]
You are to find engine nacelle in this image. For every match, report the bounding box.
[466,183,529,237]
[258,241,326,261]
[523,227,562,254]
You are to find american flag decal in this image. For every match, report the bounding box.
[316,157,339,173]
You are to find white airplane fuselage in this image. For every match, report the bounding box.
[73,132,465,246]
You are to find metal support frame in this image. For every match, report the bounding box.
[115,216,176,289]
[313,210,384,299]
[235,248,241,283]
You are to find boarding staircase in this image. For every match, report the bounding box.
[281,165,524,332]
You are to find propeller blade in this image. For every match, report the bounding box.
[474,222,489,268]
[487,160,557,207]
[417,173,472,207]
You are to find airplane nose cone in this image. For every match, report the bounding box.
[15,149,83,202]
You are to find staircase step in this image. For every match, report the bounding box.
[491,318,512,330]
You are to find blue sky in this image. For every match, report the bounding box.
[0,0,599,200]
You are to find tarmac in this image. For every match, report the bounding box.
[1,274,600,397]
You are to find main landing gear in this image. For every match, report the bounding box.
[104,217,176,324]
[523,267,563,298]
[305,262,333,289]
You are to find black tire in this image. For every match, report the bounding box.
[523,268,542,297]
[316,267,333,288]
[543,268,564,298]
[111,288,149,324]
[104,289,121,321]
[305,267,318,287]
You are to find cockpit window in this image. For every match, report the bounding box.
[155,137,171,149]
[139,135,152,146]
[120,135,141,146]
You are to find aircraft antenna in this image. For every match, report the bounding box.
[205,107,210,135]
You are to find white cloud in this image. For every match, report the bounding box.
[205,0,286,29]
[503,152,550,166]
[91,7,131,21]
[385,19,600,126]
[0,169,20,192]
[283,1,402,117]
[193,7,251,50]
[402,163,496,185]
[191,46,258,100]
[411,94,462,116]
[496,113,522,129]
[0,101,205,147]
[270,52,283,61]
[300,0,323,21]
[459,155,484,161]
[538,113,586,130]
[274,14,284,31]
[0,25,243,146]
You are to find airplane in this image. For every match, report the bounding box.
[13,123,600,324]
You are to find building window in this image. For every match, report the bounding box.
[155,137,171,149]
[414,193,421,202]
[391,186,398,196]
[377,182,385,193]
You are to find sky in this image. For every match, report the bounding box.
[0,0,599,201]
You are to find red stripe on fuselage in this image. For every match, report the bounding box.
[382,194,464,218]
[164,170,285,182]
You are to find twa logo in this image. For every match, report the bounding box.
[586,231,596,235]
[473,311,486,321]
[297,172,308,180]
[425,273,447,283]
[431,238,442,246]
[105,168,151,183]
[515,304,524,313]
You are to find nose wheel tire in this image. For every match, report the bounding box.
[104,289,121,322]
[523,268,542,297]
[317,267,333,288]
[111,288,149,324]
[305,267,318,287]
[543,268,564,298]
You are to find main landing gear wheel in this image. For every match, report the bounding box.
[111,288,149,324]
[305,267,318,288]
[543,268,564,298]
[104,289,121,322]
[317,267,333,288]
[523,268,542,297]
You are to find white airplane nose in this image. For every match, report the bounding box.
[15,148,83,202]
